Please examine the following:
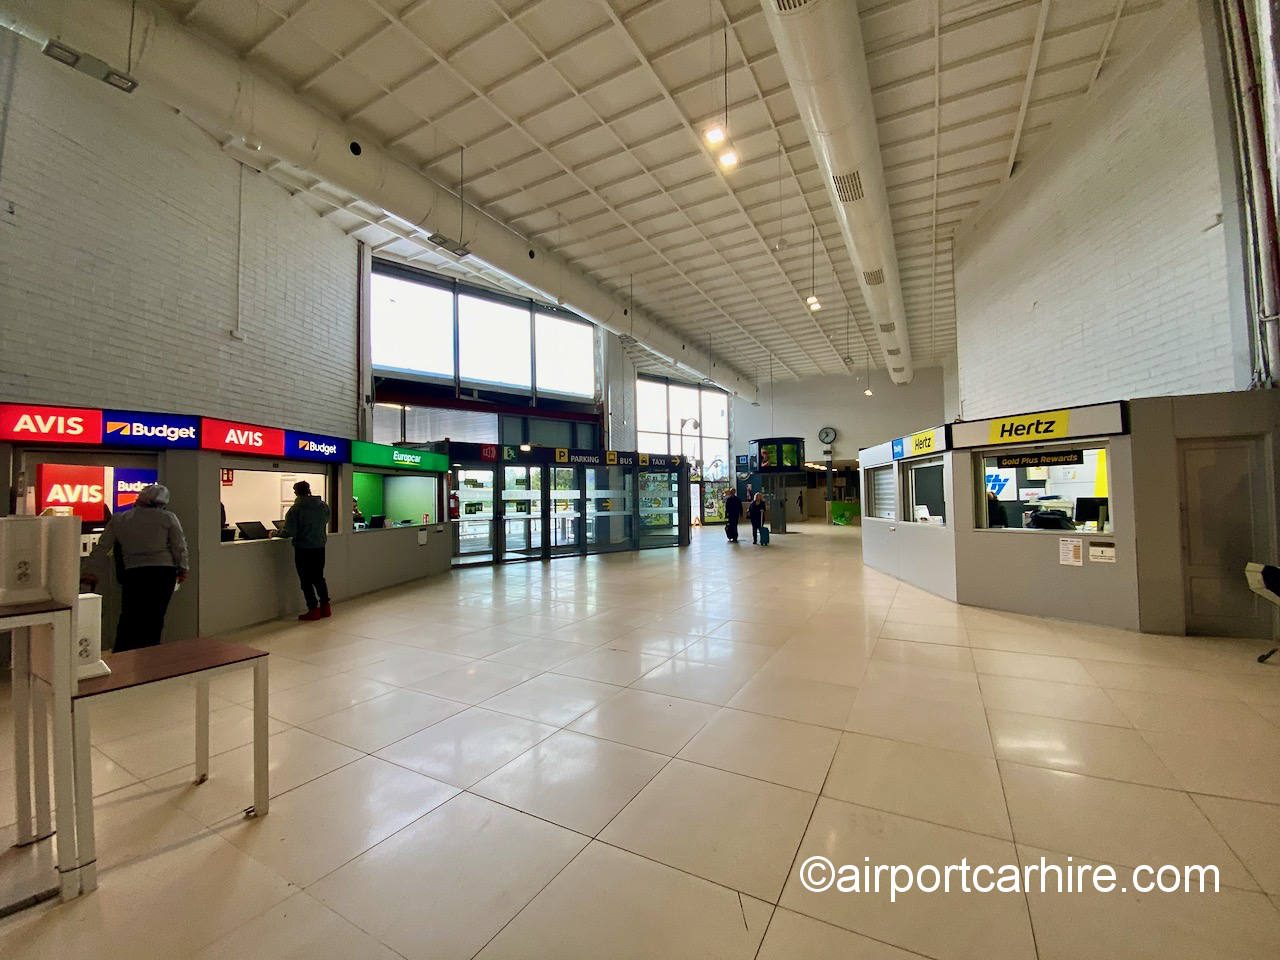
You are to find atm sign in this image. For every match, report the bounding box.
[0,404,102,444]
[201,418,285,456]
[37,463,107,522]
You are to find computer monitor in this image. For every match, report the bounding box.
[368,515,386,529]
[271,519,285,531]
[1074,497,1107,524]
[235,520,270,541]
[220,528,236,543]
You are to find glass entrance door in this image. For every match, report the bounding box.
[502,465,544,561]
[586,466,633,552]
[452,467,496,564]
[549,466,582,556]
[638,468,680,547]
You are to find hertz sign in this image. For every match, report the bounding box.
[987,410,1071,445]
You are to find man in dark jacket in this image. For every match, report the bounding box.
[724,490,742,543]
[281,480,332,620]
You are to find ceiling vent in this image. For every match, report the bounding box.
[863,268,884,286]
[886,347,901,356]
[879,323,896,333]
[775,0,814,11]
[891,366,905,374]
[833,171,864,203]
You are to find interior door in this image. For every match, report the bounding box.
[1179,437,1274,637]
[502,465,543,561]
[452,467,496,565]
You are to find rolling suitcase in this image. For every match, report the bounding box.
[759,525,770,546]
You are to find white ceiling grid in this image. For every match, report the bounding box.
[162,0,1164,384]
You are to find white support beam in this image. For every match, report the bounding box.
[1006,0,1052,181]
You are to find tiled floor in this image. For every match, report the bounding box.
[2,524,1279,958]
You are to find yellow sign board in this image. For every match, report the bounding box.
[987,409,1071,445]
[555,448,568,463]
[606,450,618,465]
[909,430,936,455]
[639,453,649,466]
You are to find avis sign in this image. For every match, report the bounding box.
[0,404,102,444]
[200,418,286,456]
[37,463,107,522]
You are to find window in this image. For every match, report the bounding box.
[458,294,531,389]
[353,471,439,530]
[372,403,403,444]
[404,406,497,444]
[867,465,897,520]
[220,467,330,541]
[636,380,669,433]
[905,457,945,524]
[535,312,596,397]
[977,444,1112,532]
[634,376,731,483]
[371,274,453,379]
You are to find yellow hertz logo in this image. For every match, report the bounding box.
[909,430,935,454]
[106,421,130,435]
[989,410,1071,444]
[555,448,568,463]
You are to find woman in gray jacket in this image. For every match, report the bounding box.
[84,483,189,651]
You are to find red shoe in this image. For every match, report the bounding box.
[320,602,332,618]
[298,608,323,621]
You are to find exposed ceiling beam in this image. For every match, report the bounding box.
[1007,0,1052,180]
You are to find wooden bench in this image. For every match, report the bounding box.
[69,637,269,893]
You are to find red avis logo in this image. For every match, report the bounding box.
[36,464,107,521]
[0,404,103,444]
[200,418,284,456]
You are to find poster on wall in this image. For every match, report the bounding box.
[984,467,1018,501]
[1059,538,1083,566]
[113,468,158,512]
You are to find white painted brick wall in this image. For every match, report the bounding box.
[954,3,1248,419]
[0,38,358,436]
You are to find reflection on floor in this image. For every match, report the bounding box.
[1,525,1278,958]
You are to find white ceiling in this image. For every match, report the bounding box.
[164,0,1166,383]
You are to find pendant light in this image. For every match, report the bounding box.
[806,225,821,311]
[864,357,874,397]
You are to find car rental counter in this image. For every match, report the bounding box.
[1,403,453,646]
[861,391,1280,638]
[861,403,1137,629]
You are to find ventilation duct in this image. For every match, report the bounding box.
[0,0,756,396]
[761,0,914,383]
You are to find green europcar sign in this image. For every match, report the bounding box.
[350,440,448,472]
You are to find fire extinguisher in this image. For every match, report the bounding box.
[449,491,460,520]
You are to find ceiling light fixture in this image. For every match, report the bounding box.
[807,225,820,311]
[704,126,726,146]
[519,443,532,452]
[41,39,137,94]
[864,358,874,397]
[718,150,738,170]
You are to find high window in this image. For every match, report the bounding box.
[370,262,597,400]
[634,377,730,480]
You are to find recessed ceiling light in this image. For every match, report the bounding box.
[718,150,738,170]
[704,126,726,146]
[42,39,80,67]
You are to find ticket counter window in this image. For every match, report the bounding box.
[352,471,439,530]
[867,465,897,520]
[978,445,1111,532]
[904,457,945,525]
[220,468,329,541]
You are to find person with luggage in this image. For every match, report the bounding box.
[280,480,332,620]
[749,492,767,544]
[724,489,743,543]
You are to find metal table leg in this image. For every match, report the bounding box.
[250,658,268,817]
[72,700,96,893]
[11,626,33,847]
[48,612,80,900]
[194,676,209,785]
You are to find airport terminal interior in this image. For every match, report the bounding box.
[1,0,1279,957]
